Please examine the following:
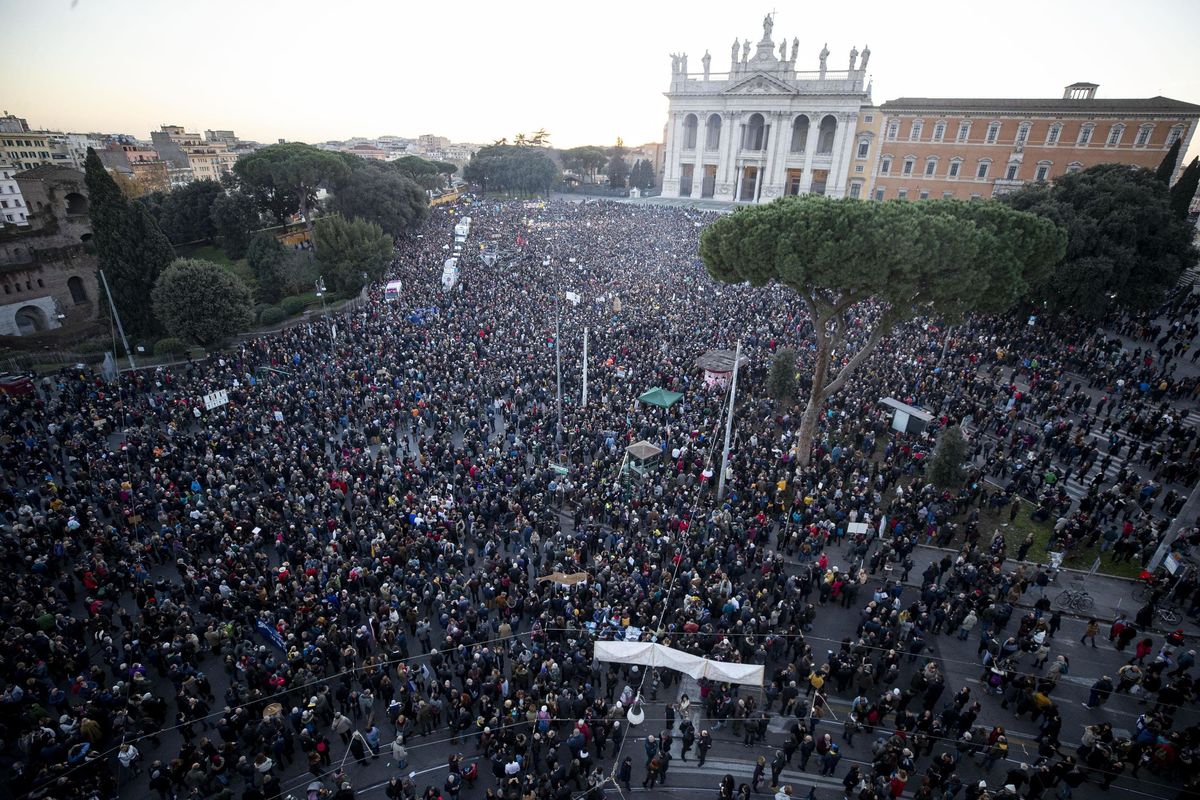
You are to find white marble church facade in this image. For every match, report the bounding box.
[662,16,872,203]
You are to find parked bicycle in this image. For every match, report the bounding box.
[1055,586,1095,612]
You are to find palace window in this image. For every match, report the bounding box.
[1106,124,1125,147]
[948,158,962,178]
[886,121,899,140]
[1035,162,1051,182]
[909,120,924,141]
[856,138,870,159]
[985,122,1000,144]
[1134,124,1153,147]
[1016,122,1031,145]
[1077,124,1095,145]
[957,121,971,143]
[902,157,915,176]
[976,160,991,179]
[933,121,946,142]
[1005,164,1019,181]
[924,158,938,176]
[880,156,892,175]
[1167,125,1185,146]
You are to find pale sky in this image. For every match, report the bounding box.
[2,0,1200,161]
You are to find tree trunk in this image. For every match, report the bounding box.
[298,187,315,252]
[795,314,831,467]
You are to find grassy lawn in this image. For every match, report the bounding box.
[986,497,1143,579]
[178,243,257,287]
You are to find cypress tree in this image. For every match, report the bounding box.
[1156,138,1182,184]
[927,426,969,489]
[85,148,175,339]
[1169,157,1200,221]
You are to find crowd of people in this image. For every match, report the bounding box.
[1,197,1198,800]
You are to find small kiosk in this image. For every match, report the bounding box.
[694,349,749,388]
[621,440,663,480]
[879,397,933,435]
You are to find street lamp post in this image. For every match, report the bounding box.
[544,257,562,451]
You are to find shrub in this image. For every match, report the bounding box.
[259,306,286,326]
[280,296,308,316]
[154,337,187,356]
[75,338,111,354]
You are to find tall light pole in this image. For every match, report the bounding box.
[545,257,562,450]
[98,269,136,371]
[717,339,742,500]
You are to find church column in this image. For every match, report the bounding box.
[764,110,791,197]
[798,115,821,193]
[826,112,856,198]
[717,111,740,201]
[690,114,707,198]
[663,112,683,197]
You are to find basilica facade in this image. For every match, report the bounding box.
[661,16,873,203]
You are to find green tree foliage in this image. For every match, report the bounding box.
[331,162,428,239]
[84,148,175,339]
[1157,138,1182,184]
[433,161,458,187]
[151,258,253,345]
[1001,164,1196,316]
[234,143,349,241]
[766,347,798,403]
[146,179,223,244]
[464,145,559,195]
[390,156,444,190]
[209,191,261,259]
[629,159,656,192]
[246,232,290,303]
[606,155,629,189]
[701,196,1064,466]
[1170,157,1200,222]
[927,426,969,489]
[561,146,608,183]
[314,215,393,294]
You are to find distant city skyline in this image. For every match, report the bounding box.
[3,0,1200,163]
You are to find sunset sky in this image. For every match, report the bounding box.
[2,0,1199,161]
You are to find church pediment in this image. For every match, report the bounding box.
[722,72,797,96]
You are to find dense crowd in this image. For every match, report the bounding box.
[1,197,1198,800]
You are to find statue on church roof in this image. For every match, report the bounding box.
[742,39,751,62]
[779,40,787,61]
[680,53,688,74]
[860,44,871,71]
[702,50,711,80]
[731,39,740,69]
[792,37,799,62]
[670,53,680,74]
[849,45,859,71]
[763,13,774,40]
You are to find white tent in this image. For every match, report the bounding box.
[593,640,764,687]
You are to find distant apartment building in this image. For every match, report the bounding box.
[0,130,77,171]
[0,115,30,133]
[150,124,238,185]
[0,157,30,226]
[344,143,389,160]
[205,129,238,145]
[873,83,1200,201]
[849,107,885,200]
[416,134,451,153]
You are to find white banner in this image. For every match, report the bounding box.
[593,640,764,687]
